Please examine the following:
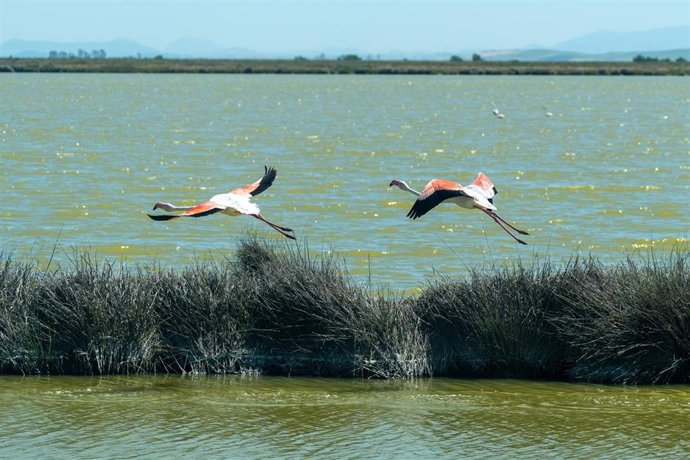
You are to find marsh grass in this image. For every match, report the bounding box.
[415,260,567,379]
[0,254,44,374]
[36,252,162,375]
[553,251,690,383]
[0,237,688,383]
[228,235,429,378]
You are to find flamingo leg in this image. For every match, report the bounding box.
[254,214,294,232]
[481,209,527,245]
[252,214,296,240]
[486,210,529,235]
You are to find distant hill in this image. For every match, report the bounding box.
[480,48,690,62]
[555,26,690,54]
[1,26,689,61]
[478,26,689,62]
[0,39,160,58]
[163,37,262,59]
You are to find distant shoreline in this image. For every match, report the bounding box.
[1,57,689,76]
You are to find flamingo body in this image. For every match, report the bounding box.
[148,166,295,239]
[390,172,528,245]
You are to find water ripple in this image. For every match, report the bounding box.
[5,376,690,458]
[3,75,689,289]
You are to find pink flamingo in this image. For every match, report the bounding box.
[148,166,295,239]
[390,172,529,245]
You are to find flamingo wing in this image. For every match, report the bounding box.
[470,172,497,200]
[463,172,499,210]
[180,201,224,217]
[230,166,277,197]
[406,179,467,220]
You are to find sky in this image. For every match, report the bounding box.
[1,0,688,53]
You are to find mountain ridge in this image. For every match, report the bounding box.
[2,26,688,61]
[555,26,689,54]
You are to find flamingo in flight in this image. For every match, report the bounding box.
[389,172,529,245]
[148,166,295,239]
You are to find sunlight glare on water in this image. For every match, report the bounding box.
[1,74,688,289]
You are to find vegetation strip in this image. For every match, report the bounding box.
[1,58,689,75]
[2,235,688,383]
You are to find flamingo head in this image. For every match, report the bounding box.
[152,201,173,211]
[389,179,408,190]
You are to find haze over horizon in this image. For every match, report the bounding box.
[1,0,688,57]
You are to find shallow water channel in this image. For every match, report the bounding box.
[1,375,688,458]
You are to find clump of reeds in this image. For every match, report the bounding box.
[553,251,690,384]
[35,252,162,375]
[414,259,567,379]
[151,255,251,375]
[0,253,43,374]
[0,236,688,383]
[227,234,429,378]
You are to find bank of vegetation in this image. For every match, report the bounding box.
[1,57,689,76]
[2,235,688,384]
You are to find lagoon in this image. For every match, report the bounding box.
[2,74,689,290]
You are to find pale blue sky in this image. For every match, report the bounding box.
[1,1,688,52]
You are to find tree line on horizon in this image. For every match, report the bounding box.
[36,50,688,63]
[633,53,686,63]
[49,49,107,59]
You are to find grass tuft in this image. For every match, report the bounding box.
[553,251,690,383]
[0,253,44,374]
[35,252,162,374]
[415,259,566,379]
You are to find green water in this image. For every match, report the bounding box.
[2,75,689,457]
[2,74,688,289]
[1,376,688,458]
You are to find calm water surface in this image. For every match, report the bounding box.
[1,74,689,289]
[1,376,688,458]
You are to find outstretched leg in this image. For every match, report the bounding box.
[481,209,527,245]
[487,210,529,235]
[252,214,296,240]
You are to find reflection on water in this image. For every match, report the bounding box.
[1,376,688,458]
[1,74,689,291]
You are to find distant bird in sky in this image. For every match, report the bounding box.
[389,173,529,245]
[148,166,296,239]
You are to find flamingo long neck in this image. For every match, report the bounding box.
[155,202,193,212]
[402,184,421,196]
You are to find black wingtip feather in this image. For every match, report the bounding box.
[406,206,423,220]
[250,166,277,196]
